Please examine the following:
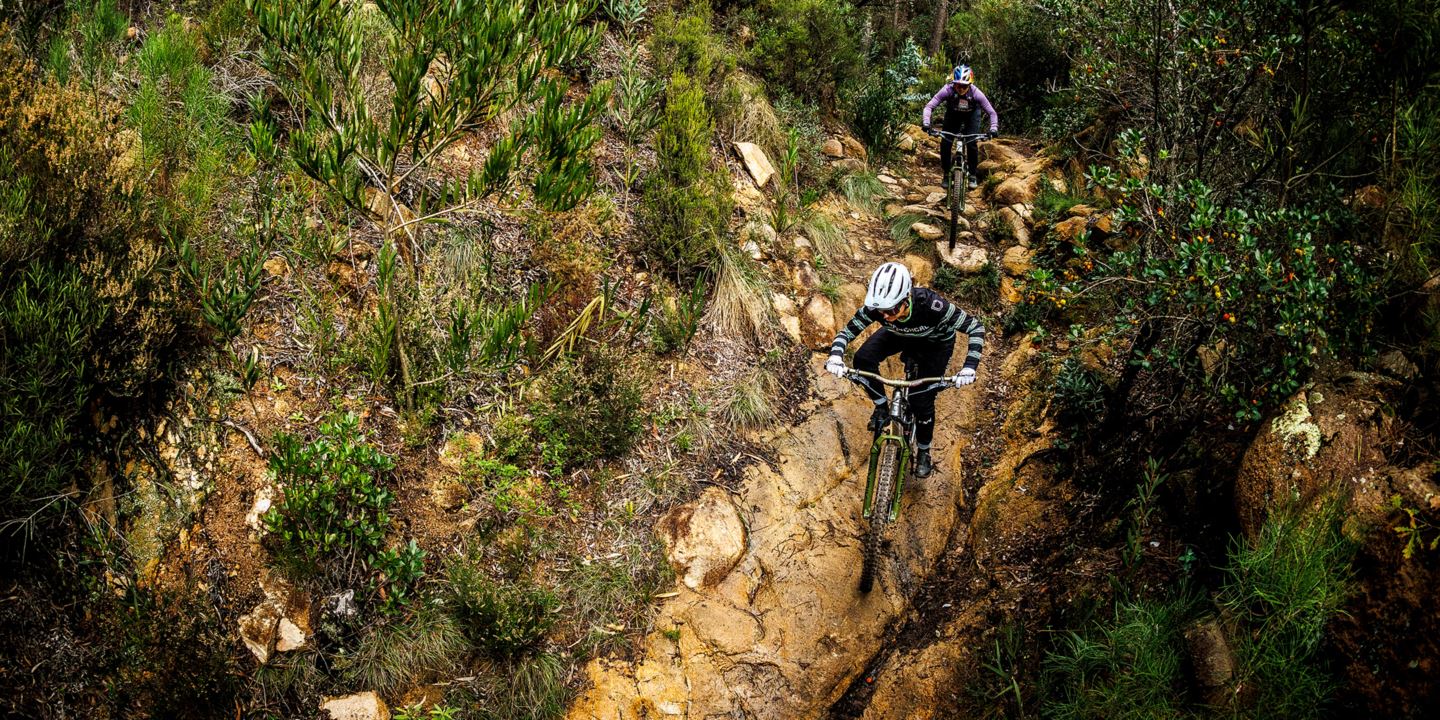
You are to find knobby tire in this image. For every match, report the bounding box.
[859,441,901,593]
[949,160,965,250]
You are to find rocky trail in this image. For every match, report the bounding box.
[566,129,1083,718]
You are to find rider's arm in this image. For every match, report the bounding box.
[829,307,879,359]
[922,85,952,128]
[972,86,999,134]
[956,309,986,371]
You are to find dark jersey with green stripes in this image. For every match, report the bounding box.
[829,287,985,370]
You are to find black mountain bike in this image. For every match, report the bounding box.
[844,363,958,593]
[929,129,990,249]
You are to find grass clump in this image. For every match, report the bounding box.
[345,604,467,696]
[444,547,558,658]
[1043,594,1197,720]
[840,171,887,213]
[1218,500,1355,716]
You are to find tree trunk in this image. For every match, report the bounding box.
[930,0,949,57]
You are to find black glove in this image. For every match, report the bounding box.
[987,130,998,140]
[924,125,937,136]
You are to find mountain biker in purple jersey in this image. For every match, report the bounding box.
[824,262,985,479]
[922,65,999,190]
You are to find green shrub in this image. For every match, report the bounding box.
[848,37,922,160]
[1051,356,1106,428]
[743,0,863,108]
[640,71,732,277]
[648,2,732,87]
[1042,594,1196,720]
[649,276,707,354]
[371,539,427,615]
[531,346,646,471]
[444,548,558,657]
[1,36,191,529]
[262,414,397,578]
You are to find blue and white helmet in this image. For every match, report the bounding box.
[952,65,974,86]
[864,262,912,310]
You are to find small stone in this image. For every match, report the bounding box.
[840,136,867,161]
[911,222,944,241]
[925,192,946,205]
[263,257,289,278]
[794,262,821,291]
[936,243,989,274]
[877,174,898,185]
[831,157,866,174]
[822,138,845,158]
[320,691,390,720]
[246,487,274,532]
[897,134,915,152]
[902,254,934,286]
[733,142,776,188]
[276,618,308,652]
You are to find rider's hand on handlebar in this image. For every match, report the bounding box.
[825,356,848,378]
[952,367,976,386]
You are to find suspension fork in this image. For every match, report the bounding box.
[863,390,913,521]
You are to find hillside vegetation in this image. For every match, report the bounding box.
[1,1,1437,719]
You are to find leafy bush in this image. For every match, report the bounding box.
[1,34,191,529]
[743,0,863,108]
[444,548,558,657]
[262,414,397,577]
[1051,356,1107,428]
[848,37,922,159]
[639,71,732,277]
[531,346,647,471]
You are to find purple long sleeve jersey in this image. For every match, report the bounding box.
[923,83,999,133]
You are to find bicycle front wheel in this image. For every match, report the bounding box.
[859,439,901,593]
[949,163,966,247]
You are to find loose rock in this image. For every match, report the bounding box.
[822,138,844,158]
[320,691,390,720]
[936,243,989,274]
[733,142,776,188]
[1002,246,1035,276]
[911,222,944,241]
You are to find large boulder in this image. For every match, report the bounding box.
[1234,380,1393,538]
[991,174,1042,207]
[734,142,776,188]
[658,487,748,590]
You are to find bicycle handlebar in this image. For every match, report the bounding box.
[845,368,956,389]
[928,129,991,142]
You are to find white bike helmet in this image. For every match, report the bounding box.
[864,262,912,310]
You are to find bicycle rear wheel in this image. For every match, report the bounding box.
[859,440,901,593]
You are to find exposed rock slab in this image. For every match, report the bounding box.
[321,691,389,720]
[936,243,989,274]
[659,487,749,590]
[565,356,971,720]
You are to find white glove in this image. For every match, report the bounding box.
[825,356,847,378]
[953,367,976,386]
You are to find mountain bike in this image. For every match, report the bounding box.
[928,129,990,250]
[844,363,958,593]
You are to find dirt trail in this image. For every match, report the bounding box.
[566,132,1047,718]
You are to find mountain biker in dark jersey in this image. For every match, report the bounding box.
[922,65,999,190]
[824,262,985,478]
